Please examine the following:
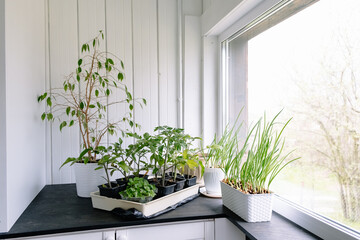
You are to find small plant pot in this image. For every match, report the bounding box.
[220,181,273,222]
[98,182,126,199]
[171,178,186,192]
[156,182,176,198]
[120,195,154,203]
[203,167,225,195]
[128,174,149,180]
[115,177,127,186]
[184,175,197,187]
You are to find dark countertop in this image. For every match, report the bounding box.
[0,184,321,240]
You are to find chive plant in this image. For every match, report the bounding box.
[223,111,299,194]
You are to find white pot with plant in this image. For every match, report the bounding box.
[220,111,299,222]
[202,116,243,196]
[38,30,145,197]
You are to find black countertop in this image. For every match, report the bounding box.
[0,184,321,240]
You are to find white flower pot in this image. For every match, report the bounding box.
[203,168,225,195]
[74,163,106,198]
[220,181,273,222]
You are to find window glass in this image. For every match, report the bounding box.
[247,0,360,231]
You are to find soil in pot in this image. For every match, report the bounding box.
[98,181,126,199]
[156,181,176,198]
[148,177,162,185]
[184,175,197,187]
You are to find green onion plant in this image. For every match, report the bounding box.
[223,111,299,194]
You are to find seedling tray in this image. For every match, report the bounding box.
[90,184,200,217]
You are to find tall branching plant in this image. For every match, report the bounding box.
[38,31,146,164]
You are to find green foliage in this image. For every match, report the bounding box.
[120,177,157,200]
[202,110,243,169]
[37,30,147,165]
[149,126,202,186]
[222,111,299,194]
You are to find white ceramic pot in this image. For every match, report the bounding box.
[220,181,273,222]
[74,162,106,198]
[203,167,225,195]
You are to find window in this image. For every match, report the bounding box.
[222,0,360,238]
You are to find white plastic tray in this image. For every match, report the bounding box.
[90,184,200,217]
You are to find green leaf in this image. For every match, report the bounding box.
[129,121,134,127]
[77,67,82,73]
[46,97,52,107]
[76,74,80,82]
[59,121,67,131]
[81,44,86,53]
[93,39,96,47]
[98,61,102,69]
[47,113,53,120]
[121,61,124,69]
[126,91,132,101]
[129,104,133,110]
[66,107,71,116]
[89,104,95,108]
[79,148,91,159]
[106,89,110,96]
[142,98,147,105]
[71,110,76,116]
[117,72,124,81]
[108,58,114,65]
[80,102,85,109]
[96,102,101,109]
[69,120,74,127]
[41,113,46,121]
[64,84,68,91]
[95,89,99,97]
[78,59,83,66]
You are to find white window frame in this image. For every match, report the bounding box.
[219,1,360,239]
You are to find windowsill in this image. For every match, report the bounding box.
[0,184,319,239]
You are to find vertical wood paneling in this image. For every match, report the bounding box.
[106,0,134,146]
[47,0,184,183]
[184,16,202,138]
[48,0,79,184]
[158,0,178,127]
[78,0,107,148]
[133,0,159,134]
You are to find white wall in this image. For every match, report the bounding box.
[0,0,7,233]
[0,0,47,232]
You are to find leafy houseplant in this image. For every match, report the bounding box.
[201,115,243,195]
[120,177,157,203]
[37,30,145,197]
[220,111,299,222]
[145,126,202,196]
[95,145,126,199]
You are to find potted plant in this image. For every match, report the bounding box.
[125,132,151,179]
[201,117,242,196]
[120,177,157,203]
[95,145,126,199]
[220,111,299,222]
[147,126,200,197]
[37,30,145,197]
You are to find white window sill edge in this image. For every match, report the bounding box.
[273,195,360,240]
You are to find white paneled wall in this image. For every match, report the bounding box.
[1,0,47,231]
[47,0,187,184]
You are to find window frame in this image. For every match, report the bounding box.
[219,1,360,239]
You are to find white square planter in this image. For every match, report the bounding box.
[220,181,273,222]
